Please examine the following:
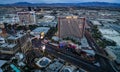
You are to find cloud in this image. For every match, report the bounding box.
[0,0,119,4]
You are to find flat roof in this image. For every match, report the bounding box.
[97,19,117,22]
[0,60,7,67]
[62,66,76,72]
[0,43,17,48]
[99,28,120,46]
[82,49,95,55]
[91,20,102,25]
[31,27,50,36]
[0,60,7,72]
[17,11,35,14]
[107,46,120,63]
[105,48,117,60]
[99,28,119,35]
[10,64,20,72]
[46,59,64,72]
[32,27,50,33]
[36,57,51,68]
[7,32,26,40]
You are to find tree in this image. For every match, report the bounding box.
[51,10,57,15]
[37,15,44,19]
[29,25,38,30]
[45,27,57,39]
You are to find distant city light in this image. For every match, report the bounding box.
[66,16,78,19]
[66,16,72,19]
[73,16,78,19]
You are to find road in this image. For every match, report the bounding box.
[32,38,104,72]
[0,53,14,60]
[31,34,116,72]
[109,24,120,33]
[85,30,117,72]
[45,44,104,72]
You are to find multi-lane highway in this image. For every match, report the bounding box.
[32,38,104,72]
[31,31,117,72]
[45,44,103,72]
[85,30,118,72]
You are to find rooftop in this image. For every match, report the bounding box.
[107,46,120,64]
[82,49,95,55]
[0,60,7,72]
[61,65,76,72]
[46,59,64,72]
[17,11,35,14]
[104,47,117,60]
[0,43,17,49]
[0,37,5,44]
[36,57,51,68]
[37,15,55,23]
[10,64,20,72]
[97,19,117,22]
[30,27,50,36]
[7,31,26,40]
[90,20,102,26]
[99,28,120,46]
[81,37,90,48]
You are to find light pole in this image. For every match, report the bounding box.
[40,32,44,40]
[42,45,46,56]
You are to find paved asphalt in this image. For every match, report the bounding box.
[45,44,104,72]
[31,37,116,72]
[85,31,117,72]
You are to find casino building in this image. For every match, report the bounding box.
[17,11,36,25]
[58,16,86,40]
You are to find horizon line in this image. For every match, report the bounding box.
[0,1,120,4]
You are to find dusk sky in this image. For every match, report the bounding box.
[0,0,119,4]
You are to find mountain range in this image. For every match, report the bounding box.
[0,2,120,7]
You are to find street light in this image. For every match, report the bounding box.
[42,45,46,55]
[40,32,44,39]
[40,36,44,39]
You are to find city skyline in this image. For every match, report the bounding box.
[0,0,120,72]
[0,0,120,4]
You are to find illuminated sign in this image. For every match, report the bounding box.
[66,16,78,19]
[66,16,72,19]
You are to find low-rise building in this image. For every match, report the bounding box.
[0,23,5,29]
[106,46,120,64]
[0,43,18,54]
[60,64,77,72]
[90,20,102,26]
[7,31,27,45]
[0,14,19,25]
[99,28,120,46]
[30,27,50,38]
[104,47,117,61]
[0,31,32,55]
[46,59,64,72]
[37,15,57,27]
[36,57,51,68]
[0,60,7,72]
[52,36,59,42]
[1,63,21,72]
[105,46,120,70]
[0,36,5,44]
